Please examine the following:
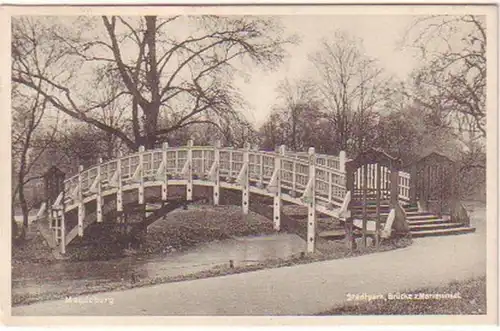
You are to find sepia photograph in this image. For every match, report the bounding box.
[2,3,498,325]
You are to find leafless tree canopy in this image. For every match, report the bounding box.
[404,15,486,138]
[12,15,298,150]
[12,85,58,237]
[310,31,391,153]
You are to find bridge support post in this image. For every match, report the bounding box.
[345,161,355,251]
[162,142,169,202]
[96,158,103,223]
[273,145,285,231]
[328,169,333,203]
[213,141,221,205]
[259,149,264,187]
[187,139,193,201]
[339,150,347,206]
[44,166,65,247]
[138,146,145,205]
[307,147,316,253]
[242,143,250,214]
[77,165,85,237]
[116,151,123,223]
[60,208,66,254]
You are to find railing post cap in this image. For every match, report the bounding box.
[162,142,169,149]
[187,139,194,147]
[138,145,145,152]
[308,147,315,155]
[244,142,251,150]
[98,157,103,163]
[252,144,259,151]
[278,145,286,154]
[78,165,84,172]
[215,140,222,148]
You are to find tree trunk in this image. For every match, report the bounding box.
[17,136,30,241]
[12,214,18,243]
[18,184,28,241]
[291,107,297,150]
[107,131,114,159]
[144,106,159,149]
[143,16,160,150]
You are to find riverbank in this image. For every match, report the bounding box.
[12,202,412,307]
[12,234,411,307]
[12,225,486,316]
[12,201,485,314]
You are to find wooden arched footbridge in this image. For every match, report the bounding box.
[35,141,475,255]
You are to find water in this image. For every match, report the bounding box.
[12,233,306,299]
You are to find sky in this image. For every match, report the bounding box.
[234,15,420,126]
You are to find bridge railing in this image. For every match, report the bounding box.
[58,144,348,209]
[57,143,413,212]
[398,171,411,203]
[43,141,426,255]
[351,164,411,204]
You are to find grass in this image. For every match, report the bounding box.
[11,229,56,265]
[317,276,486,315]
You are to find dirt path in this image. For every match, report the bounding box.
[12,226,486,316]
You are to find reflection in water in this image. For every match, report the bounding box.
[12,233,306,297]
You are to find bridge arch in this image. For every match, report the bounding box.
[38,141,420,255]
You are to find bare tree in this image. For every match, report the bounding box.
[92,69,129,159]
[11,84,58,240]
[403,15,486,138]
[269,78,323,151]
[259,111,284,151]
[12,16,297,151]
[310,31,390,155]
